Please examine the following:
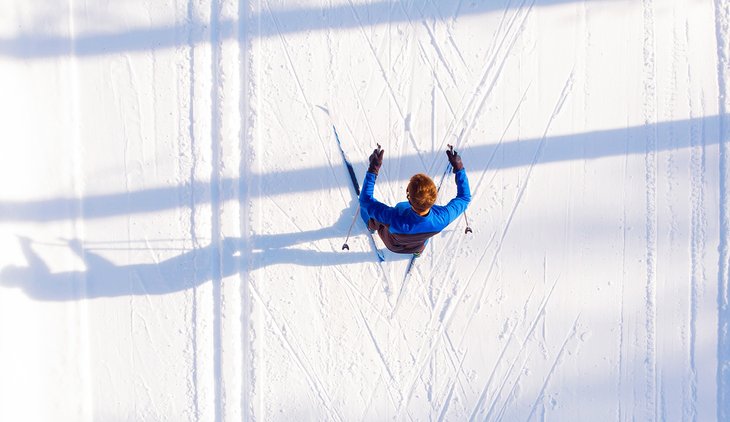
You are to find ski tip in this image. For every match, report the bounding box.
[315,104,329,115]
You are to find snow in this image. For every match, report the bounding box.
[0,0,728,420]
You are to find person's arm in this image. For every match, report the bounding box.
[359,171,396,224]
[442,168,471,220]
[440,146,471,223]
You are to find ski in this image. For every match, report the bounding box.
[331,123,386,262]
[392,146,459,317]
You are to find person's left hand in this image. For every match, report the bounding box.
[368,144,384,175]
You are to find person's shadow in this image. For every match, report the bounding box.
[0,201,407,301]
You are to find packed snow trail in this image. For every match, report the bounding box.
[0,0,727,421]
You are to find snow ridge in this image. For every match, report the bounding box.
[642,0,659,418]
[68,3,93,419]
[182,0,202,418]
[209,2,225,421]
[715,0,730,419]
[237,0,254,418]
[687,21,705,421]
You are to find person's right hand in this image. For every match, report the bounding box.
[446,145,463,173]
[368,144,384,175]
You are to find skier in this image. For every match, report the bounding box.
[359,145,471,256]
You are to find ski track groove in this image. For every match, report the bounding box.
[345,0,428,171]
[420,20,459,87]
[209,2,225,417]
[265,2,342,192]
[686,22,704,419]
[395,84,570,413]
[420,0,534,188]
[183,1,202,416]
[445,333,479,398]
[336,274,403,411]
[426,0,531,176]
[481,349,535,422]
[447,74,571,356]
[714,0,730,419]
[467,319,521,422]
[483,83,532,189]
[266,195,387,314]
[202,1,722,419]
[355,304,401,395]
[249,283,343,421]
[263,193,391,323]
[642,0,659,418]
[344,74,379,157]
[448,2,533,165]
[342,73,398,201]
[618,120,631,422]
[316,106,394,297]
[434,2,469,74]
[474,278,560,421]
[416,41,458,119]
[493,346,537,422]
[434,343,468,422]
[525,314,582,421]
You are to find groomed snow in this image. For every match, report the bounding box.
[0,0,728,420]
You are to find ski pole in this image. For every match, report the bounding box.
[342,205,360,250]
[446,144,473,234]
[463,211,473,234]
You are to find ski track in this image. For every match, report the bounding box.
[449,1,534,157]
[256,198,399,413]
[264,2,343,192]
[715,0,730,419]
[525,314,582,421]
[686,15,703,420]
[460,74,571,341]
[392,72,572,418]
[419,20,459,87]
[249,283,344,421]
[345,0,428,171]
[434,337,470,421]
[425,0,533,176]
[209,1,225,418]
[263,195,391,322]
[476,278,560,421]
[238,0,253,410]
[618,116,631,422]
[8,0,727,419]
[339,278,404,412]
[642,0,659,419]
[67,3,95,419]
[184,0,202,417]
[413,73,531,327]
[467,318,521,422]
[416,41,458,119]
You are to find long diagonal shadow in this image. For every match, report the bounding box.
[0,114,724,223]
[0,219,413,301]
[3,0,581,59]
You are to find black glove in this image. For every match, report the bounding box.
[368,144,384,175]
[446,145,463,173]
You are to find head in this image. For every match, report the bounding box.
[407,173,437,215]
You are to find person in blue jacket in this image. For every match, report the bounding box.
[359,145,471,256]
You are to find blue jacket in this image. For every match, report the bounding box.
[359,169,471,253]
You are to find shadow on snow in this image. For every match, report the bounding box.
[2,0,594,58]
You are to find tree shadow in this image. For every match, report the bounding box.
[0,0,589,59]
[0,114,724,223]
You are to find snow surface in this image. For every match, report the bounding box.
[0,0,729,420]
